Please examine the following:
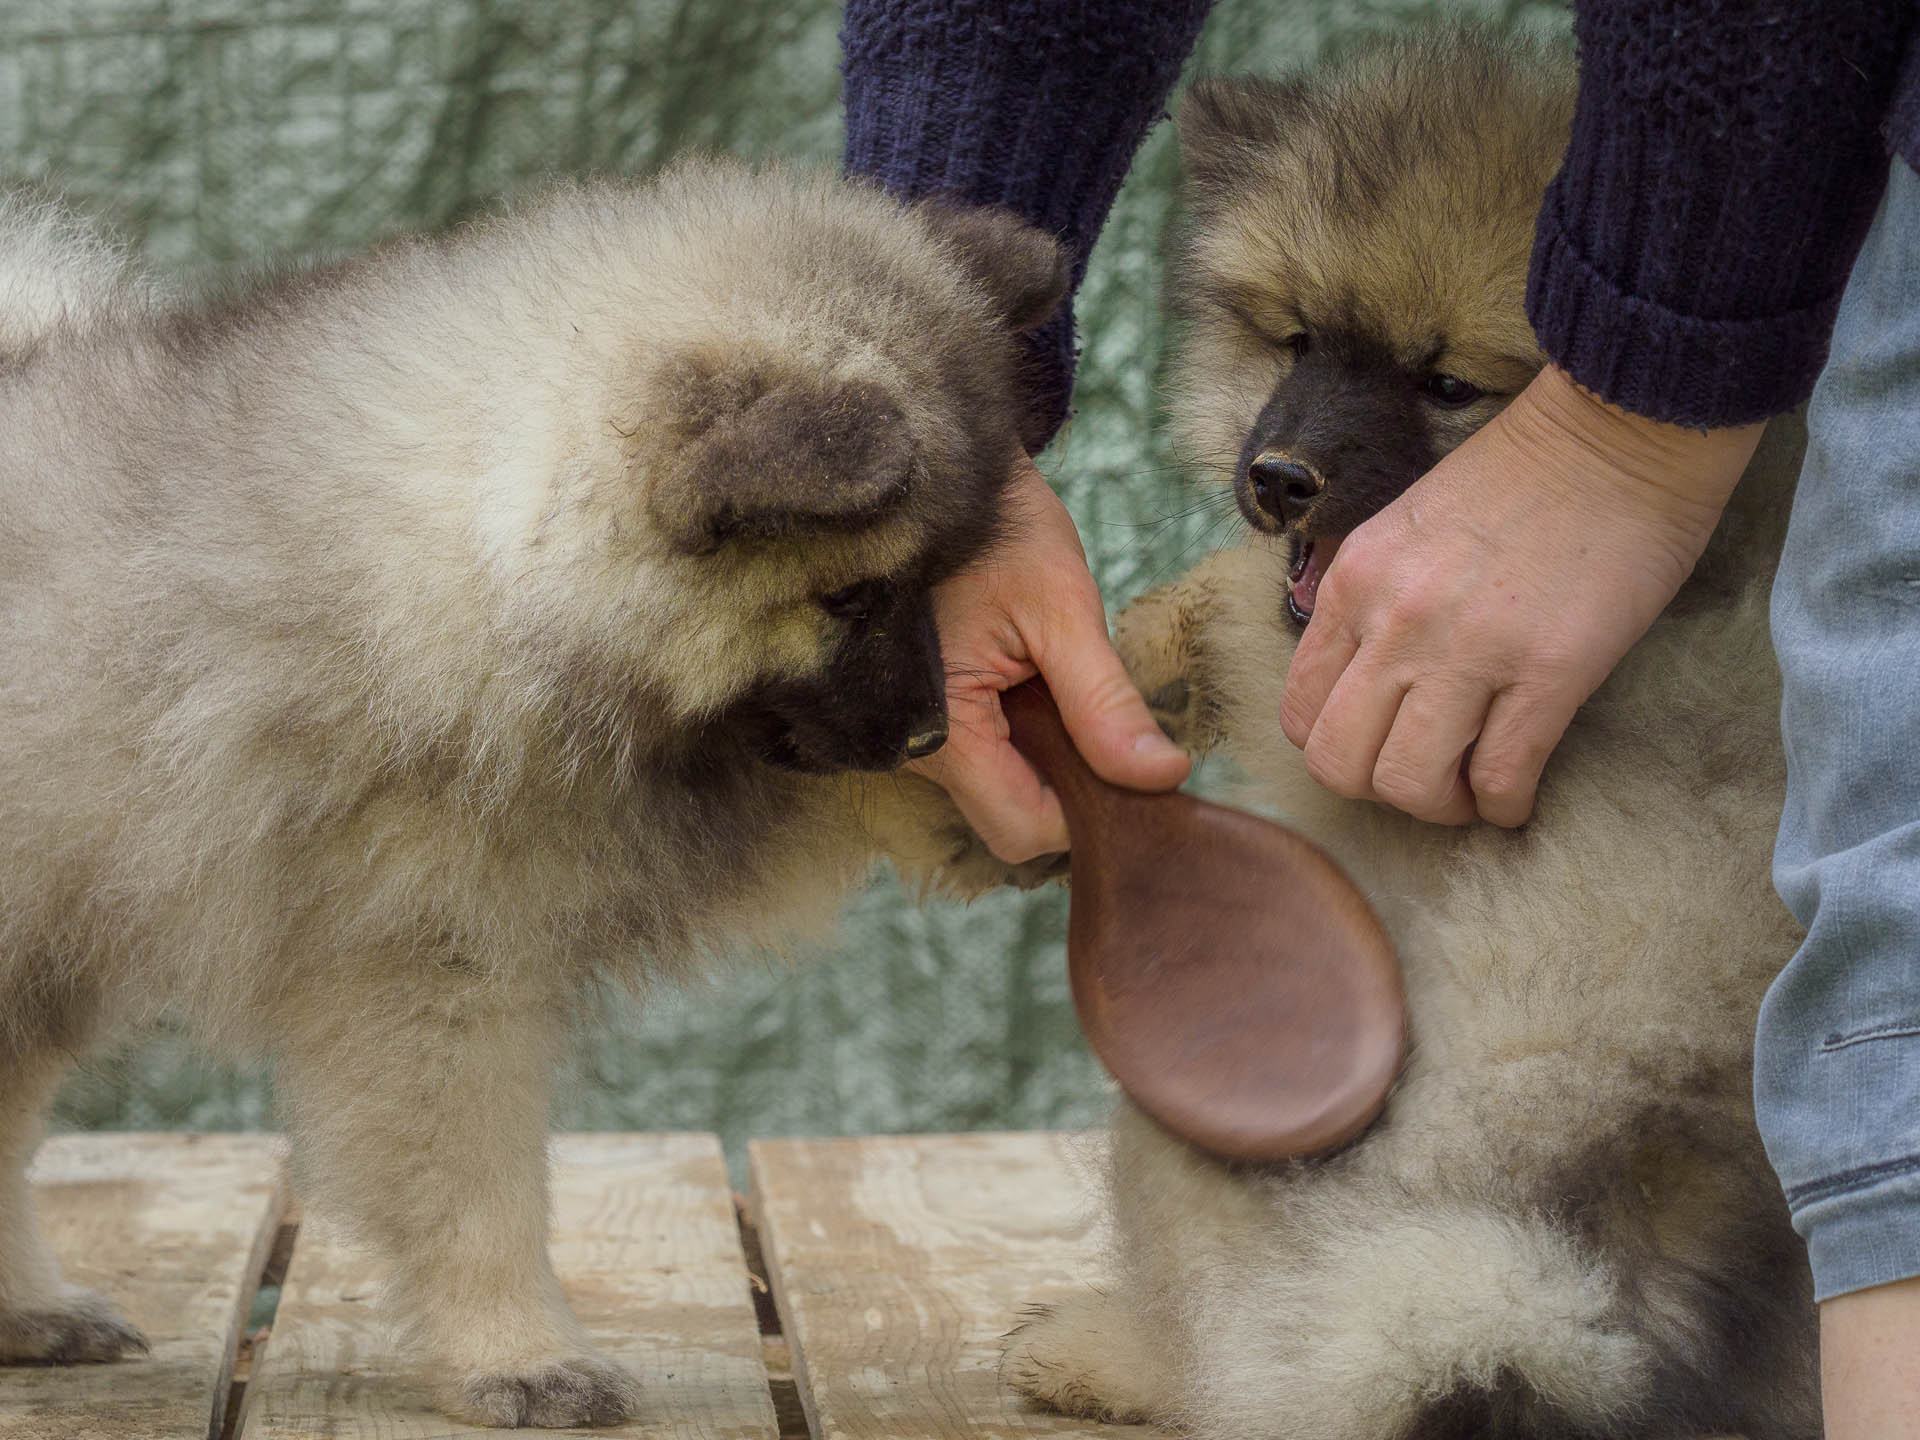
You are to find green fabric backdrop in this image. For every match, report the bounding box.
[6,0,1570,1176]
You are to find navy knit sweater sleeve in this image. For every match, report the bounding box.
[841,0,1214,448]
[1527,2,1920,429]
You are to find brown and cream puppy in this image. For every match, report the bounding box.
[1004,30,1820,1440]
[0,166,1058,1428]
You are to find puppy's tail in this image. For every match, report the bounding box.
[0,188,163,363]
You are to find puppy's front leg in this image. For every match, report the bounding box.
[271,961,638,1429]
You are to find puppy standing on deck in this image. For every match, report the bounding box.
[0,166,1061,1428]
[1004,32,1823,1440]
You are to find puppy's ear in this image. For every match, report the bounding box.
[1178,76,1307,199]
[647,356,914,556]
[916,200,1071,333]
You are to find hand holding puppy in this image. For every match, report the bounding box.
[1280,364,1763,827]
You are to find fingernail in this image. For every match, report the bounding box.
[1133,730,1184,759]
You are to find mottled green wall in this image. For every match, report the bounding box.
[6,0,1569,1173]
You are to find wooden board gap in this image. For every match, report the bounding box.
[218,1206,300,1440]
[733,1191,783,1338]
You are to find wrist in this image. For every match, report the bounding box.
[1520,363,1764,519]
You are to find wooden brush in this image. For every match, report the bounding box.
[1001,680,1406,1162]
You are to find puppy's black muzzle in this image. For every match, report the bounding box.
[1245,453,1325,527]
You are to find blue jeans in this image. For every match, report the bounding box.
[1759,156,1920,1303]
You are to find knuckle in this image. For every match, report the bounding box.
[1030,586,1107,654]
[1280,708,1314,753]
[1370,755,1446,815]
[1278,688,1319,747]
[1329,531,1388,583]
[1303,738,1369,800]
[1378,584,1442,636]
[1469,729,1552,797]
[1466,756,1540,824]
[1076,664,1144,719]
[1469,760,1525,799]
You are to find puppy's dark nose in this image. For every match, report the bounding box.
[1246,454,1323,525]
[904,721,948,760]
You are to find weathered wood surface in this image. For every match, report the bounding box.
[749,1132,1166,1440]
[239,1133,777,1440]
[3,1133,288,1440]
[15,1132,1162,1440]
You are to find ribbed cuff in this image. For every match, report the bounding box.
[1526,181,1850,429]
[842,2,1201,243]
[1525,0,1913,430]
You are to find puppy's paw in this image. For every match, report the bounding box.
[1113,579,1222,755]
[0,1288,150,1364]
[1001,1296,1166,1424]
[859,770,1069,899]
[451,1353,642,1429]
[929,822,1069,901]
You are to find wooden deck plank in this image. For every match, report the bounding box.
[4,1133,289,1440]
[240,1133,777,1440]
[748,1132,1165,1440]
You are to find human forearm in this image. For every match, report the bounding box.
[840,0,1213,445]
[1528,0,1915,429]
[1822,1279,1920,1440]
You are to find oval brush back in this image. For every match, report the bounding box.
[1001,680,1406,1161]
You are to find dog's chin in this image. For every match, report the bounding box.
[718,699,897,776]
[759,732,831,774]
[1285,534,1346,630]
[713,709,851,776]
[759,729,913,776]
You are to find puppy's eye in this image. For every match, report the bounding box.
[1422,373,1482,407]
[1216,297,1306,360]
[818,581,883,622]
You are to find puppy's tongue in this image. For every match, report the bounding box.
[1289,535,1345,616]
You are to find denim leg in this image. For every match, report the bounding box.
[1759,158,1920,1303]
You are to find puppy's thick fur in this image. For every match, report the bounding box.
[1003,32,1820,1440]
[0,168,1061,1427]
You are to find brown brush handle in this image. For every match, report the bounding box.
[1000,679,1130,842]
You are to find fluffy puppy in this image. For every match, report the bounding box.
[0,167,1060,1427]
[1003,31,1820,1440]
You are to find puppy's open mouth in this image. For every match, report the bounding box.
[1286,535,1345,628]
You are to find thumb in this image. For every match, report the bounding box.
[1035,621,1191,793]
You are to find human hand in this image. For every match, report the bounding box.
[910,451,1192,862]
[1280,364,1764,827]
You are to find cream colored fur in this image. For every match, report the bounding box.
[1009,491,1815,1438]
[0,190,172,356]
[1004,31,1820,1440]
[0,167,1035,1427]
